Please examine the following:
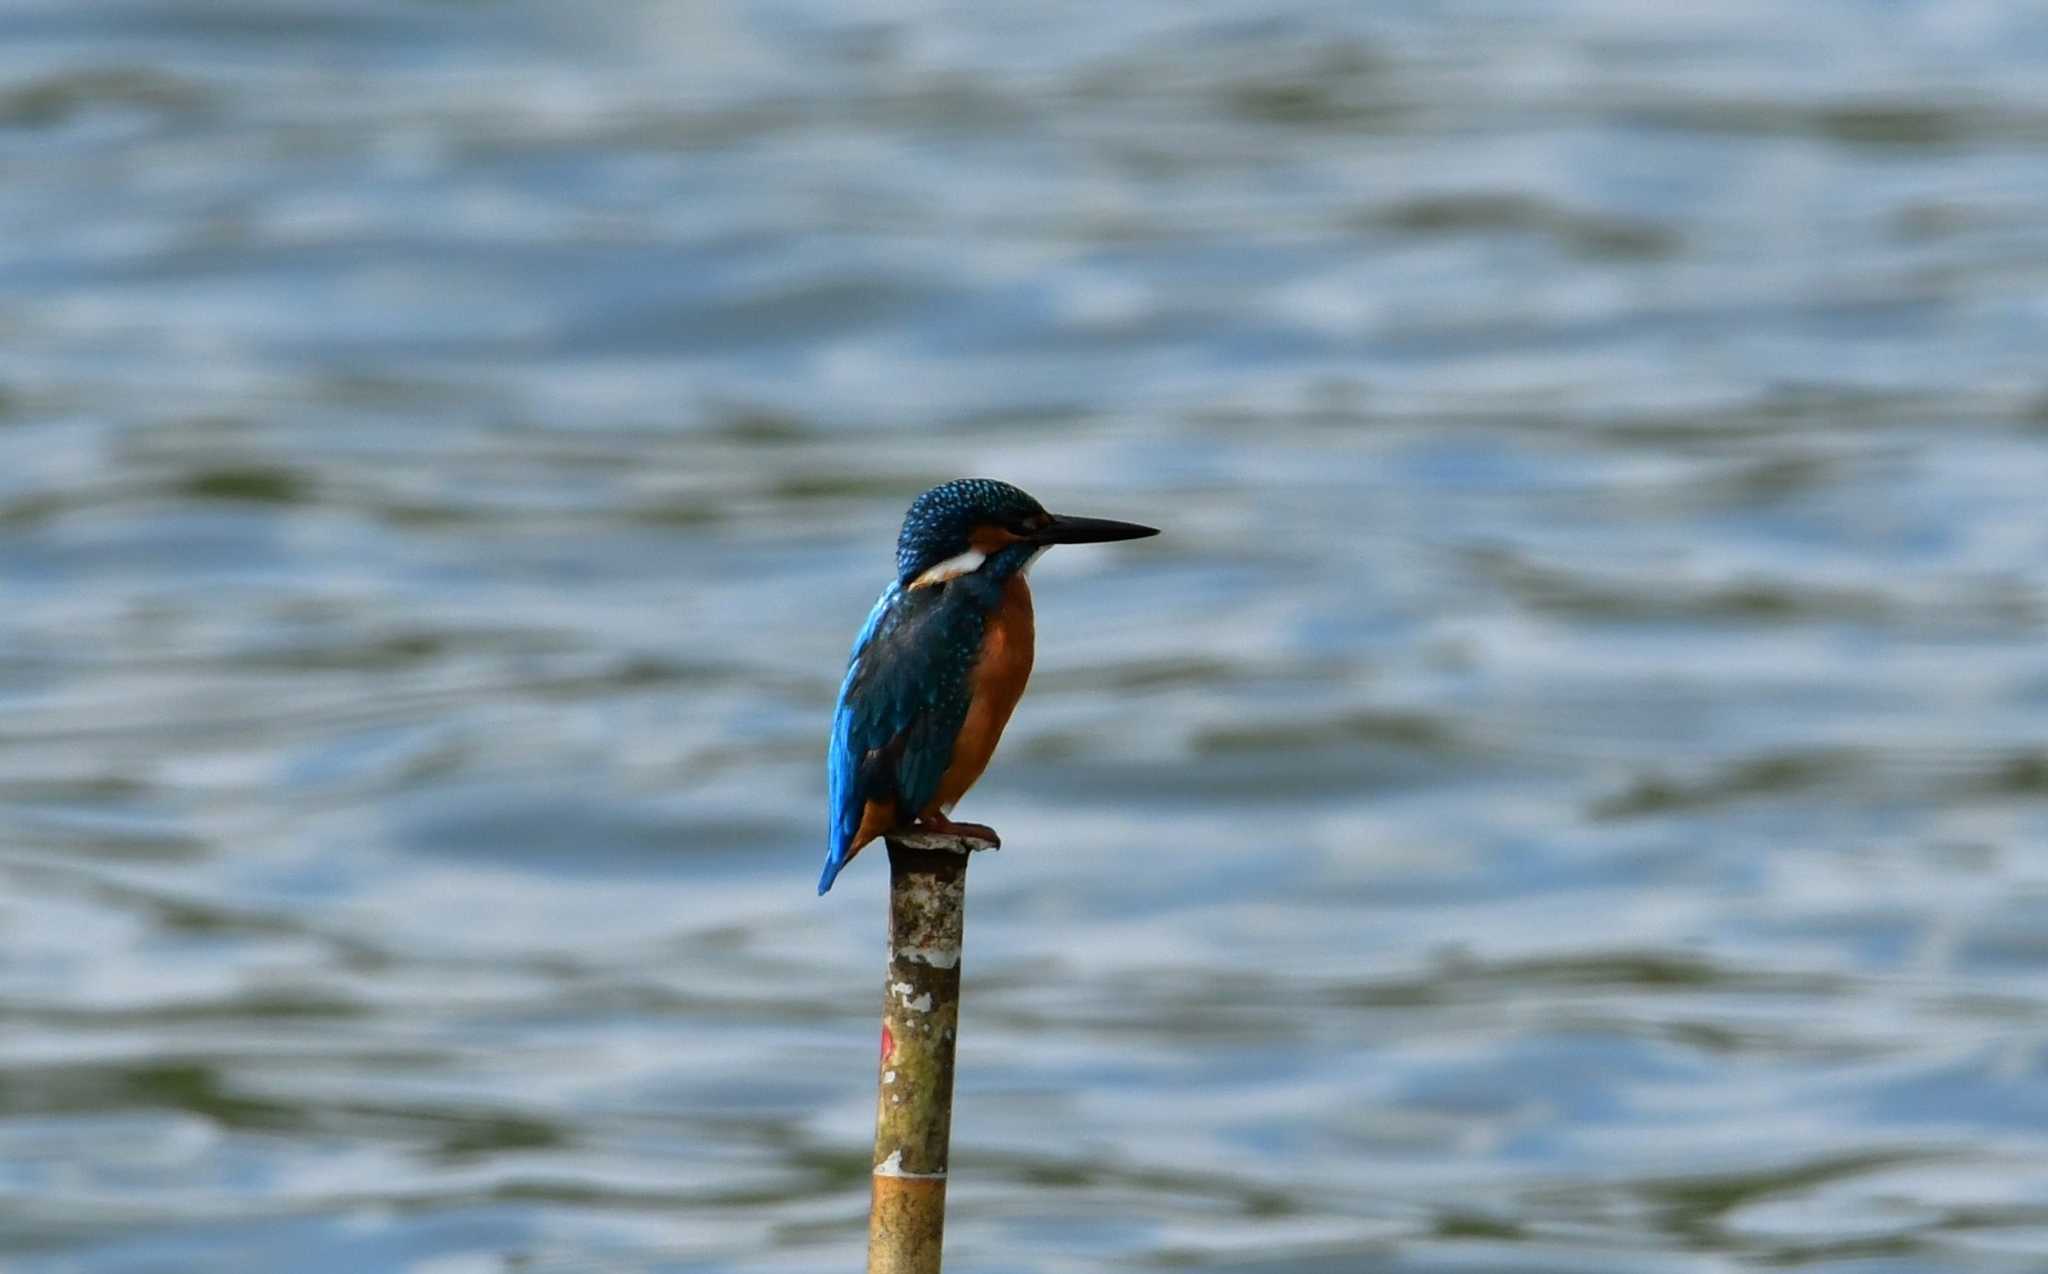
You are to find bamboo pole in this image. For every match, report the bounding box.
[866,828,995,1274]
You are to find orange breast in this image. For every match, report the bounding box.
[925,574,1035,816]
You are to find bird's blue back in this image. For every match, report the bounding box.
[819,577,997,893]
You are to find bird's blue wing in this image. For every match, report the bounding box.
[821,584,896,893]
[819,582,984,894]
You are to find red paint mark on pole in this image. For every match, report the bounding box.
[881,1022,895,1061]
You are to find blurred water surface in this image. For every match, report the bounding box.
[4,1,2048,1270]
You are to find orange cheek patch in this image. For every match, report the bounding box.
[968,524,1026,553]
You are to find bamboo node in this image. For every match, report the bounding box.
[875,1150,948,1180]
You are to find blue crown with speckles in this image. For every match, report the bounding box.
[895,479,1046,583]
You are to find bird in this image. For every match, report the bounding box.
[818,478,1158,894]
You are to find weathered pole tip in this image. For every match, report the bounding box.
[883,828,1000,855]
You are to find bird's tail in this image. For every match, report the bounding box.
[818,800,866,895]
[817,842,847,895]
[817,835,862,895]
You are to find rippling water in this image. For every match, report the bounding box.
[5,2,2048,1271]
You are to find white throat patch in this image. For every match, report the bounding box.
[910,548,987,589]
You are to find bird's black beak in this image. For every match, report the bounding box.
[1035,513,1160,545]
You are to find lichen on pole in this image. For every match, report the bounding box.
[867,828,995,1274]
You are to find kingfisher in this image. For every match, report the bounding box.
[818,479,1158,894]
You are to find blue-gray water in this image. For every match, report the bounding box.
[5,2,2048,1271]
